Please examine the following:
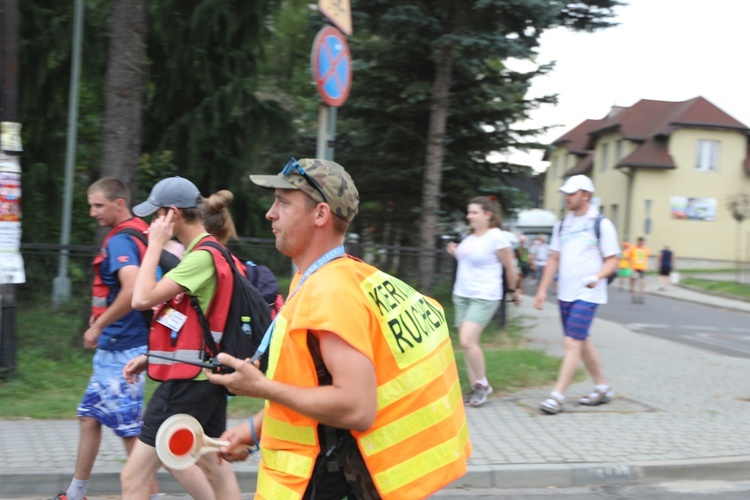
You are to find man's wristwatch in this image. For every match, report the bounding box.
[506,289,516,293]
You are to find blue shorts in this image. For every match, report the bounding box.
[77,345,148,438]
[558,300,598,341]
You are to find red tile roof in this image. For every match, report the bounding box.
[565,152,593,176]
[544,119,604,159]
[619,138,675,169]
[553,96,749,174]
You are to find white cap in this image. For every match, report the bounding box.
[559,175,595,194]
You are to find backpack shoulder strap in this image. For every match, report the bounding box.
[118,226,147,244]
[191,238,239,357]
[552,220,562,242]
[198,239,242,276]
[594,214,604,241]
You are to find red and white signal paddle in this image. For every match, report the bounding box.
[155,413,248,470]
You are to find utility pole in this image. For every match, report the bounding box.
[52,0,84,306]
[0,0,21,377]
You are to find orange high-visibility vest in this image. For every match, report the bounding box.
[91,218,149,319]
[257,257,470,500]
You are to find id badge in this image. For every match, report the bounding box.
[156,307,188,332]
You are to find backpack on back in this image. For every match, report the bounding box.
[554,214,617,285]
[196,241,272,373]
[119,227,181,276]
[245,260,284,319]
[592,215,617,285]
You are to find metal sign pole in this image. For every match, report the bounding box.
[326,106,337,161]
[316,104,328,159]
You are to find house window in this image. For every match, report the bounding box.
[616,140,624,161]
[696,140,719,171]
[600,143,610,171]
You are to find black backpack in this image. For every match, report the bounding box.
[194,241,272,373]
[118,227,181,276]
[245,260,284,317]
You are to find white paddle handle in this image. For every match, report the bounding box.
[202,436,252,454]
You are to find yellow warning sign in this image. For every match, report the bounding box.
[318,0,352,36]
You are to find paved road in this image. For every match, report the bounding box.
[602,286,750,358]
[527,272,750,358]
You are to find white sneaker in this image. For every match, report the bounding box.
[467,383,493,407]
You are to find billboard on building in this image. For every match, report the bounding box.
[670,196,716,221]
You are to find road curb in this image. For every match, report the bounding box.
[449,456,750,490]
[5,456,750,496]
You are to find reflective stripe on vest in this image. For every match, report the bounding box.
[147,299,205,381]
[258,262,469,500]
[147,349,205,363]
[147,236,233,382]
[359,344,460,456]
[376,418,470,496]
[91,218,149,318]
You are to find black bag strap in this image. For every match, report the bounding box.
[188,238,237,359]
[593,213,604,241]
[118,227,181,272]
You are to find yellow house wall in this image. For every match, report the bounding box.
[543,149,571,219]
[589,132,636,235]
[627,128,750,263]
[541,128,750,264]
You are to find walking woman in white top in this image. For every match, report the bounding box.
[446,196,519,407]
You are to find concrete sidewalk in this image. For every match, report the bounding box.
[3,275,750,498]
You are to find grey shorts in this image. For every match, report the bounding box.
[452,295,501,328]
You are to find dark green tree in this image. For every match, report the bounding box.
[142,0,290,237]
[20,0,291,243]
[19,0,110,244]
[335,0,622,290]
[100,0,146,194]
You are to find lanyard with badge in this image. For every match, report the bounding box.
[249,245,346,363]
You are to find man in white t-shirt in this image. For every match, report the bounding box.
[533,175,619,415]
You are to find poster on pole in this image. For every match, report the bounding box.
[0,154,25,283]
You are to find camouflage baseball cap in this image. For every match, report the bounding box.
[250,158,359,222]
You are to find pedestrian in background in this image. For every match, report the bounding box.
[534,175,619,415]
[515,234,531,294]
[447,195,519,407]
[658,245,675,290]
[617,241,632,290]
[56,178,159,500]
[200,189,238,247]
[629,236,650,303]
[530,234,550,285]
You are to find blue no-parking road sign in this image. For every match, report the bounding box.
[311,26,351,107]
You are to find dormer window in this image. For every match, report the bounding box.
[695,140,719,171]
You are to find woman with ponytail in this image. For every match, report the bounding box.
[446,195,519,407]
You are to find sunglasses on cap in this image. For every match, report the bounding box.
[282,158,328,204]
